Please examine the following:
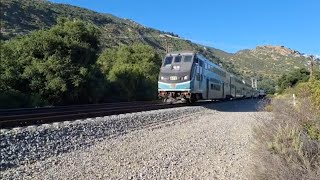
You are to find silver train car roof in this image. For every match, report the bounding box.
[166,50,196,56]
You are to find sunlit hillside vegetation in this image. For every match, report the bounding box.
[253,71,320,179]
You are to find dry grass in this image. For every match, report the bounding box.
[252,94,320,179]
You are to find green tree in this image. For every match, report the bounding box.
[98,44,161,101]
[0,19,103,107]
[277,68,310,92]
[258,78,276,94]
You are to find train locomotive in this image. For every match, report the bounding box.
[158,51,256,103]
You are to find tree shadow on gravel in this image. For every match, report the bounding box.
[200,99,266,112]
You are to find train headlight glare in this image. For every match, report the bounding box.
[173,65,180,70]
[160,76,164,80]
[183,76,188,80]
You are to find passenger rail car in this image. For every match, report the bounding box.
[158,51,255,103]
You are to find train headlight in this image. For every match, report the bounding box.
[183,76,188,80]
[160,76,164,80]
[173,65,180,70]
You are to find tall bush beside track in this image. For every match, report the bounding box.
[309,79,320,109]
[0,18,163,108]
[253,79,320,179]
[98,44,161,101]
[277,67,320,93]
[0,19,105,107]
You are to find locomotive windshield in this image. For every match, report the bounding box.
[159,53,195,82]
[174,55,182,63]
[164,56,173,66]
[184,55,192,62]
[163,55,193,67]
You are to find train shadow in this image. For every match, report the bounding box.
[197,98,266,112]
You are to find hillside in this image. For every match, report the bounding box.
[0,0,231,70]
[217,45,319,79]
[1,0,319,80]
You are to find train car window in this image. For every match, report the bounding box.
[211,84,214,90]
[174,55,182,63]
[194,57,199,64]
[199,60,203,67]
[164,56,173,66]
[210,78,220,84]
[196,73,201,81]
[184,55,192,62]
[214,84,221,91]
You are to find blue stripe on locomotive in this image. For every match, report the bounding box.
[158,80,192,91]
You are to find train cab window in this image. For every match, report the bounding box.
[184,55,192,62]
[174,55,182,63]
[164,56,173,66]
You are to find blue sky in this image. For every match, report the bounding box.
[49,0,319,55]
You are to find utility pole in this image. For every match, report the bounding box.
[164,37,168,53]
[251,78,258,90]
[167,40,173,53]
[251,61,258,90]
[160,34,175,53]
[160,34,170,53]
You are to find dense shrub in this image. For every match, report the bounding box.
[253,79,320,179]
[277,68,309,92]
[277,68,320,93]
[97,44,161,101]
[0,19,104,107]
[258,78,276,94]
[0,17,163,108]
[309,79,320,109]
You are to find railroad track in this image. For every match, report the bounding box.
[0,101,186,129]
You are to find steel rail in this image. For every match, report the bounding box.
[0,101,161,116]
[0,102,184,129]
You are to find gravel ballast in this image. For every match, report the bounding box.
[1,100,267,179]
